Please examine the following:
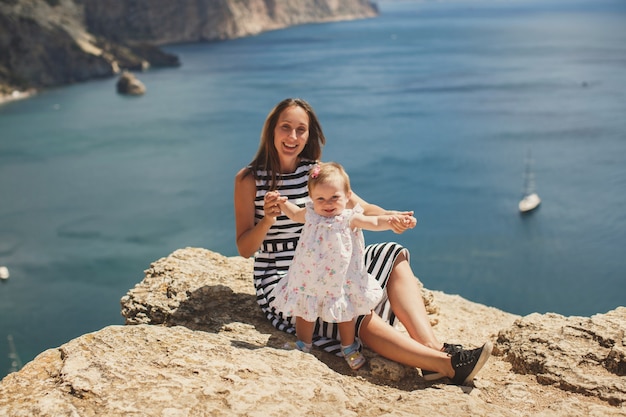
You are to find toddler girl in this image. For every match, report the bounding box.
[269,162,416,370]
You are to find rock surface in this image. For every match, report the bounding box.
[497,310,626,406]
[0,247,624,416]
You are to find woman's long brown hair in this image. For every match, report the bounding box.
[246,98,326,190]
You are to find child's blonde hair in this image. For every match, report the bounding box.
[308,162,351,194]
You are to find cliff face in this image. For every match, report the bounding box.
[0,247,624,416]
[0,0,109,92]
[0,0,378,96]
[82,0,379,44]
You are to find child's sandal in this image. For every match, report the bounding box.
[342,343,366,370]
[283,340,312,353]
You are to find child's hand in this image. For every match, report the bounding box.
[402,214,417,228]
[389,213,417,233]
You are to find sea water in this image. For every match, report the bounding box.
[1,0,625,378]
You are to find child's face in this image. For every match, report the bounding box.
[310,180,351,217]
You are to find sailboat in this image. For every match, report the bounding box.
[7,334,23,373]
[519,151,541,213]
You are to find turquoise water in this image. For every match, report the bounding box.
[1,0,625,378]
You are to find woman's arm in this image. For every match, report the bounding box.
[234,168,277,258]
[348,191,387,215]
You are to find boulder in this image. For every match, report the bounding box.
[116,71,146,95]
[497,309,626,406]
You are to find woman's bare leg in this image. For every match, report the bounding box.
[386,251,443,351]
[358,313,454,377]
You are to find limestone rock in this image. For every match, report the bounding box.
[116,71,146,95]
[497,309,626,406]
[0,325,507,417]
[121,247,438,329]
[1,247,625,417]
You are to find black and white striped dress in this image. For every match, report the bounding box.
[253,159,408,354]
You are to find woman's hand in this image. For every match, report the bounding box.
[389,211,417,234]
[263,191,286,221]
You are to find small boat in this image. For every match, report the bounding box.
[0,266,9,280]
[519,152,541,213]
[519,192,541,213]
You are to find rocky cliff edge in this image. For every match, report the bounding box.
[0,247,624,416]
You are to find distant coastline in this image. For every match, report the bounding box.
[0,0,378,102]
[0,89,37,106]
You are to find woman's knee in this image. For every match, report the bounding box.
[355,312,376,340]
[357,311,395,342]
[393,250,409,268]
[389,249,414,282]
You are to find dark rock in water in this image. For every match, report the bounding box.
[116,71,146,95]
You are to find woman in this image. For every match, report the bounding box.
[234,98,492,385]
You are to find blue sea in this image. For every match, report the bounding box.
[1,0,625,378]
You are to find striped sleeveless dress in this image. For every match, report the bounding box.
[253,159,408,354]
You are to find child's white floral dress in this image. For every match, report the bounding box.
[272,202,384,323]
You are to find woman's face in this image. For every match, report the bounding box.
[310,180,351,217]
[273,105,309,163]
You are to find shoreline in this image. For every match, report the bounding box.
[0,89,37,106]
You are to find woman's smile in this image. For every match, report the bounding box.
[274,106,309,162]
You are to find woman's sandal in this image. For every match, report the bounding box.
[342,342,366,370]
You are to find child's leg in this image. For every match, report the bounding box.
[288,316,314,353]
[337,320,356,347]
[339,318,366,370]
[295,317,315,344]
[283,317,315,353]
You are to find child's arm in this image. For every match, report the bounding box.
[265,191,306,223]
[351,213,416,232]
[278,198,306,223]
